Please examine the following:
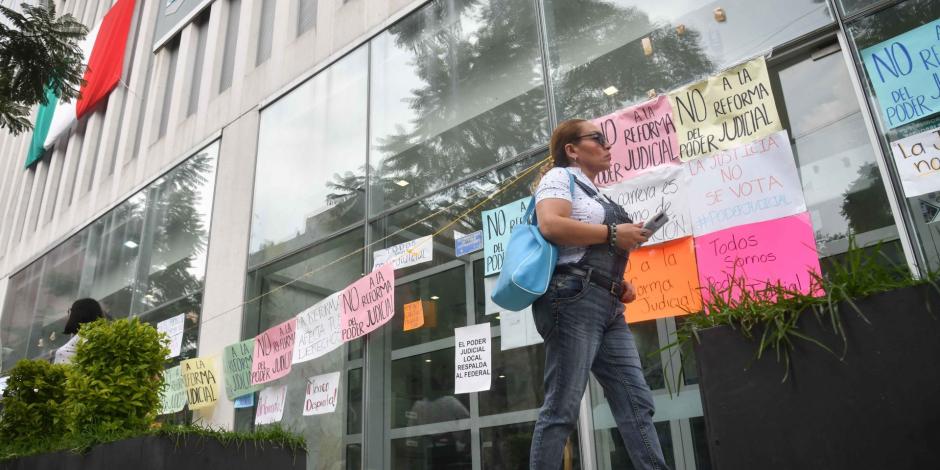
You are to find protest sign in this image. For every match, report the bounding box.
[687,130,806,235]
[157,314,185,358]
[455,230,484,257]
[251,318,296,385]
[255,385,287,425]
[499,306,543,351]
[670,57,782,161]
[592,95,681,186]
[861,19,940,129]
[181,357,219,411]
[623,237,702,323]
[159,365,186,415]
[340,263,395,342]
[482,197,530,275]
[403,300,425,331]
[293,293,343,364]
[373,235,434,270]
[454,323,492,394]
[233,393,254,409]
[889,127,940,197]
[601,164,692,244]
[694,212,823,305]
[303,371,341,416]
[0,376,7,396]
[223,339,257,400]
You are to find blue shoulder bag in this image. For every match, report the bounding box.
[490,170,575,311]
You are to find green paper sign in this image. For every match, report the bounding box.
[160,365,186,414]
[223,339,258,400]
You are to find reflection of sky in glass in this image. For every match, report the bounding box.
[251,47,368,253]
[185,142,220,281]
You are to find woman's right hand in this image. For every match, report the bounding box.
[615,222,650,251]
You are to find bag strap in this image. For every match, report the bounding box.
[527,170,576,224]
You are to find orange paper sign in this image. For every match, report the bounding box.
[403,301,425,331]
[623,237,702,323]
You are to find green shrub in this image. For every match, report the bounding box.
[65,318,169,436]
[0,359,69,451]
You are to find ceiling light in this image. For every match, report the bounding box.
[603,86,618,96]
[499,375,505,379]
[124,240,139,249]
[430,295,440,300]
[395,179,410,187]
[424,359,432,363]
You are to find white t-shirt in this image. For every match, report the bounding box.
[53,335,79,365]
[534,167,606,264]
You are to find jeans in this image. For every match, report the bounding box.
[529,273,669,470]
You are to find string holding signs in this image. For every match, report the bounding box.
[255,385,287,425]
[251,318,296,386]
[373,235,434,270]
[860,18,940,129]
[694,212,823,305]
[293,293,343,364]
[454,323,492,394]
[303,371,341,416]
[670,56,782,161]
[223,339,257,401]
[159,365,187,415]
[340,263,395,342]
[686,130,806,235]
[890,127,940,197]
[623,237,702,323]
[600,164,692,244]
[180,357,219,411]
[591,95,680,186]
[482,197,530,276]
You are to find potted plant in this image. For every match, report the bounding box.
[673,244,940,469]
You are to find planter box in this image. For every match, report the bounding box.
[693,284,940,470]
[0,434,306,470]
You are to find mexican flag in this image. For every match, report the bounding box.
[25,0,136,168]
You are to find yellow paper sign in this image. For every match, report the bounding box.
[623,237,702,323]
[181,357,219,411]
[403,300,425,331]
[669,57,782,162]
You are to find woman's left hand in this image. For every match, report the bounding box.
[620,281,637,304]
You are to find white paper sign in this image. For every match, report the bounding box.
[890,127,940,197]
[373,235,434,270]
[499,306,543,351]
[454,323,492,394]
[687,130,807,235]
[293,293,343,364]
[303,371,341,416]
[157,314,185,358]
[483,276,500,315]
[601,165,693,245]
[0,376,8,396]
[53,335,79,364]
[255,385,288,425]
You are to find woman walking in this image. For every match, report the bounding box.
[530,119,669,470]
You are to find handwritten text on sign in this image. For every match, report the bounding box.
[686,130,806,235]
[251,318,296,385]
[157,314,185,359]
[159,365,186,415]
[601,164,692,245]
[340,263,395,342]
[181,357,219,411]
[482,197,529,275]
[861,19,940,129]
[670,56,782,161]
[694,212,823,305]
[454,323,492,394]
[624,237,702,323]
[373,235,434,270]
[403,300,425,331]
[223,339,257,400]
[293,293,343,364]
[304,371,341,416]
[592,95,680,186]
[255,385,287,425]
[890,127,940,197]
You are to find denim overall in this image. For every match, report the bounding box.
[529,180,669,470]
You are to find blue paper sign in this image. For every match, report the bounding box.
[481,197,530,275]
[234,393,255,409]
[455,231,484,257]
[861,19,940,129]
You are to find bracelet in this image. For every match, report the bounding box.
[608,223,617,248]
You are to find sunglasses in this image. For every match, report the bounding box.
[574,132,608,147]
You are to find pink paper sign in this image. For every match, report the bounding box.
[592,95,680,187]
[340,263,395,342]
[251,318,296,385]
[694,212,823,305]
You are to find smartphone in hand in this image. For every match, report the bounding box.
[640,210,669,244]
